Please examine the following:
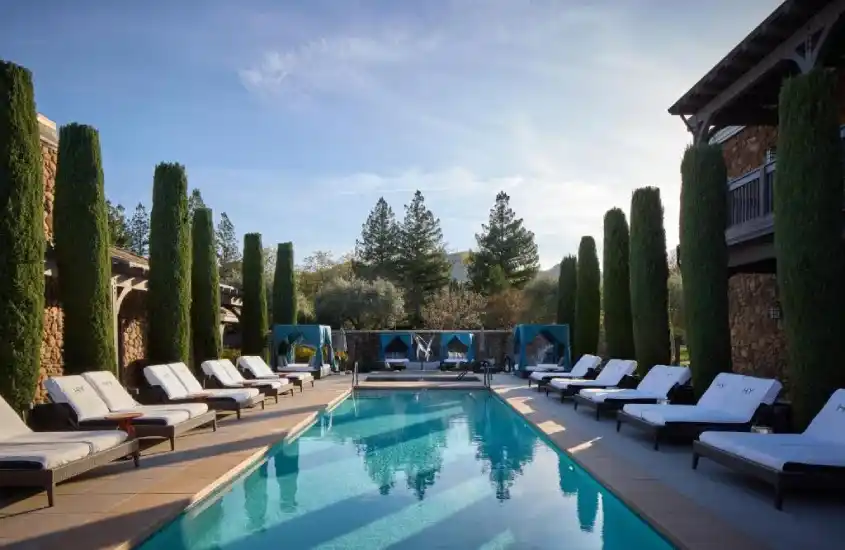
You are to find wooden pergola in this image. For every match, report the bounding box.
[669,0,845,142]
[44,246,242,374]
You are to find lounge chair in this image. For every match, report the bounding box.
[616,373,782,450]
[0,394,139,506]
[527,354,602,388]
[201,359,293,403]
[692,388,845,510]
[237,355,315,391]
[49,372,217,450]
[545,359,637,401]
[573,365,692,420]
[143,363,265,419]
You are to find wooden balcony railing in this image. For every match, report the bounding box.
[725,126,845,246]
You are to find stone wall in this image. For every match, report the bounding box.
[727,274,789,392]
[37,279,64,403]
[119,291,148,388]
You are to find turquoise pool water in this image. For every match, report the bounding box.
[139,390,674,549]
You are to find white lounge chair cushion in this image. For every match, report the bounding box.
[279,365,316,372]
[699,431,845,470]
[639,406,749,426]
[526,363,562,372]
[131,403,209,418]
[201,360,239,387]
[579,388,666,403]
[82,371,140,411]
[635,365,692,395]
[528,354,600,377]
[285,373,313,382]
[549,359,636,390]
[238,355,276,378]
[0,394,34,440]
[549,377,612,390]
[204,388,260,403]
[144,364,191,400]
[9,430,128,453]
[802,389,845,445]
[168,363,209,394]
[44,376,112,422]
[218,359,287,389]
[529,371,578,381]
[0,442,93,469]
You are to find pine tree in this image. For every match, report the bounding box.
[127,202,150,256]
[147,163,192,365]
[216,212,240,285]
[106,200,130,248]
[355,197,400,281]
[602,208,636,359]
[396,190,451,326]
[0,61,45,412]
[467,191,539,294]
[241,233,268,356]
[187,188,206,219]
[53,123,117,374]
[191,207,222,366]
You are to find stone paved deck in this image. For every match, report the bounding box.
[0,377,352,550]
[492,376,845,550]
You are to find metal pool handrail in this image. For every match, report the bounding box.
[352,361,359,388]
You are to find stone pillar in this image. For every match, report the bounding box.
[38,114,58,244]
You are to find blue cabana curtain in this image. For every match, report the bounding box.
[440,332,474,361]
[512,324,572,371]
[378,332,414,361]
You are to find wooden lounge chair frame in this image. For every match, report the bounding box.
[0,439,139,506]
[692,439,845,510]
[616,408,757,451]
[572,383,695,420]
[137,386,265,419]
[528,368,598,389]
[31,402,218,451]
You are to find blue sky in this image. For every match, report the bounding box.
[3,0,781,268]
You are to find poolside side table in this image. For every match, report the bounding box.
[105,411,143,439]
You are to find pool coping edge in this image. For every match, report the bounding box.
[489,386,770,550]
[119,387,353,550]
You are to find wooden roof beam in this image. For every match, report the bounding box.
[689,0,845,129]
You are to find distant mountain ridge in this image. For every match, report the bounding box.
[446,251,558,282]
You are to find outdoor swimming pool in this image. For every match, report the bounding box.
[138,390,674,549]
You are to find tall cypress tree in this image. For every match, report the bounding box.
[191,207,221,366]
[355,197,400,281]
[242,233,268,355]
[775,70,845,429]
[272,242,297,325]
[467,191,539,294]
[147,163,191,365]
[0,61,44,412]
[556,255,577,328]
[396,190,451,326]
[54,123,116,374]
[574,237,600,359]
[680,143,732,397]
[629,187,671,376]
[602,208,635,359]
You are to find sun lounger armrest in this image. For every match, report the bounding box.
[134,385,172,406]
[583,367,599,380]
[753,401,794,433]
[668,383,696,405]
[28,402,77,431]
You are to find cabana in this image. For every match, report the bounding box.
[378,331,414,369]
[439,331,475,368]
[512,324,572,378]
[271,324,335,379]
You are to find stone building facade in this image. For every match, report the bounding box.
[36,115,148,401]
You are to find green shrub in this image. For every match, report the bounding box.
[54,124,116,374]
[0,61,44,411]
[272,242,297,324]
[574,237,600,358]
[241,233,268,356]
[602,208,635,359]
[556,255,577,330]
[680,143,732,397]
[775,70,845,429]
[147,163,191,364]
[629,187,671,376]
[294,345,315,363]
[220,348,240,362]
[191,207,222,365]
